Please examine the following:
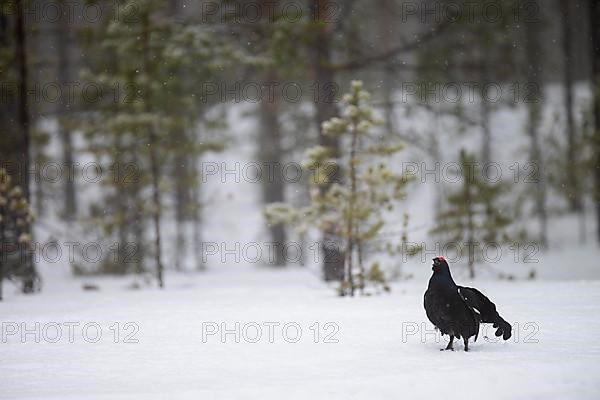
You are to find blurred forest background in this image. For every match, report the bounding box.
[1,0,599,298]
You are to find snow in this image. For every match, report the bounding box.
[2,259,600,400]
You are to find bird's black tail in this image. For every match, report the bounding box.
[458,286,512,340]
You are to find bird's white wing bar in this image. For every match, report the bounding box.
[458,287,481,314]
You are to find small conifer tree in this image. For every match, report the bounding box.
[266,81,413,295]
[0,168,36,300]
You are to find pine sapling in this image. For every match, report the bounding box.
[266,81,414,295]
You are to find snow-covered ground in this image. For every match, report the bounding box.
[2,258,600,400]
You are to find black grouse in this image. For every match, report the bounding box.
[423,257,512,351]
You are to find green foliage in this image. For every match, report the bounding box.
[0,168,36,296]
[366,262,390,294]
[266,81,414,295]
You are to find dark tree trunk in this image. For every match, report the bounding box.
[526,0,548,248]
[481,98,492,167]
[259,69,287,266]
[0,212,4,301]
[591,0,600,243]
[256,0,286,266]
[57,0,77,220]
[150,137,164,288]
[480,60,492,167]
[0,5,9,301]
[15,0,30,200]
[344,122,359,296]
[141,13,164,288]
[380,0,395,136]
[192,182,204,270]
[466,184,475,279]
[14,0,37,293]
[132,173,145,276]
[173,130,190,271]
[114,137,130,275]
[170,0,187,272]
[310,0,344,281]
[560,0,582,212]
[174,183,185,272]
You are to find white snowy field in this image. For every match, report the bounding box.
[2,261,600,400]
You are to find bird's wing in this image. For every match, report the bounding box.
[457,287,480,342]
[458,286,512,340]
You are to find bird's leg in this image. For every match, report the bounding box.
[441,335,454,351]
[463,337,469,352]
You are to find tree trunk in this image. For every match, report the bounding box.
[174,185,185,272]
[14,0,29,202]
[526,0,548,248]
[114,137,130,275]
[344,122,359,296]
[259,69,287,266]
[560,0,582,212]
[480,60,492,168]
[173,130,190,271]
[141,13,164,288]
[192,182,204,270]
[356,225,364,295]
[481,99,491,167]
[310,0,344,281]
[169,0,187,272]
[0,213,4,301]
[150,137,164,288]
[380,0,395,136]
[133,178,145,276]
[57,0,77,220]
[591,0,600,244]
[14,0,37,293]
[466,184,475,279]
